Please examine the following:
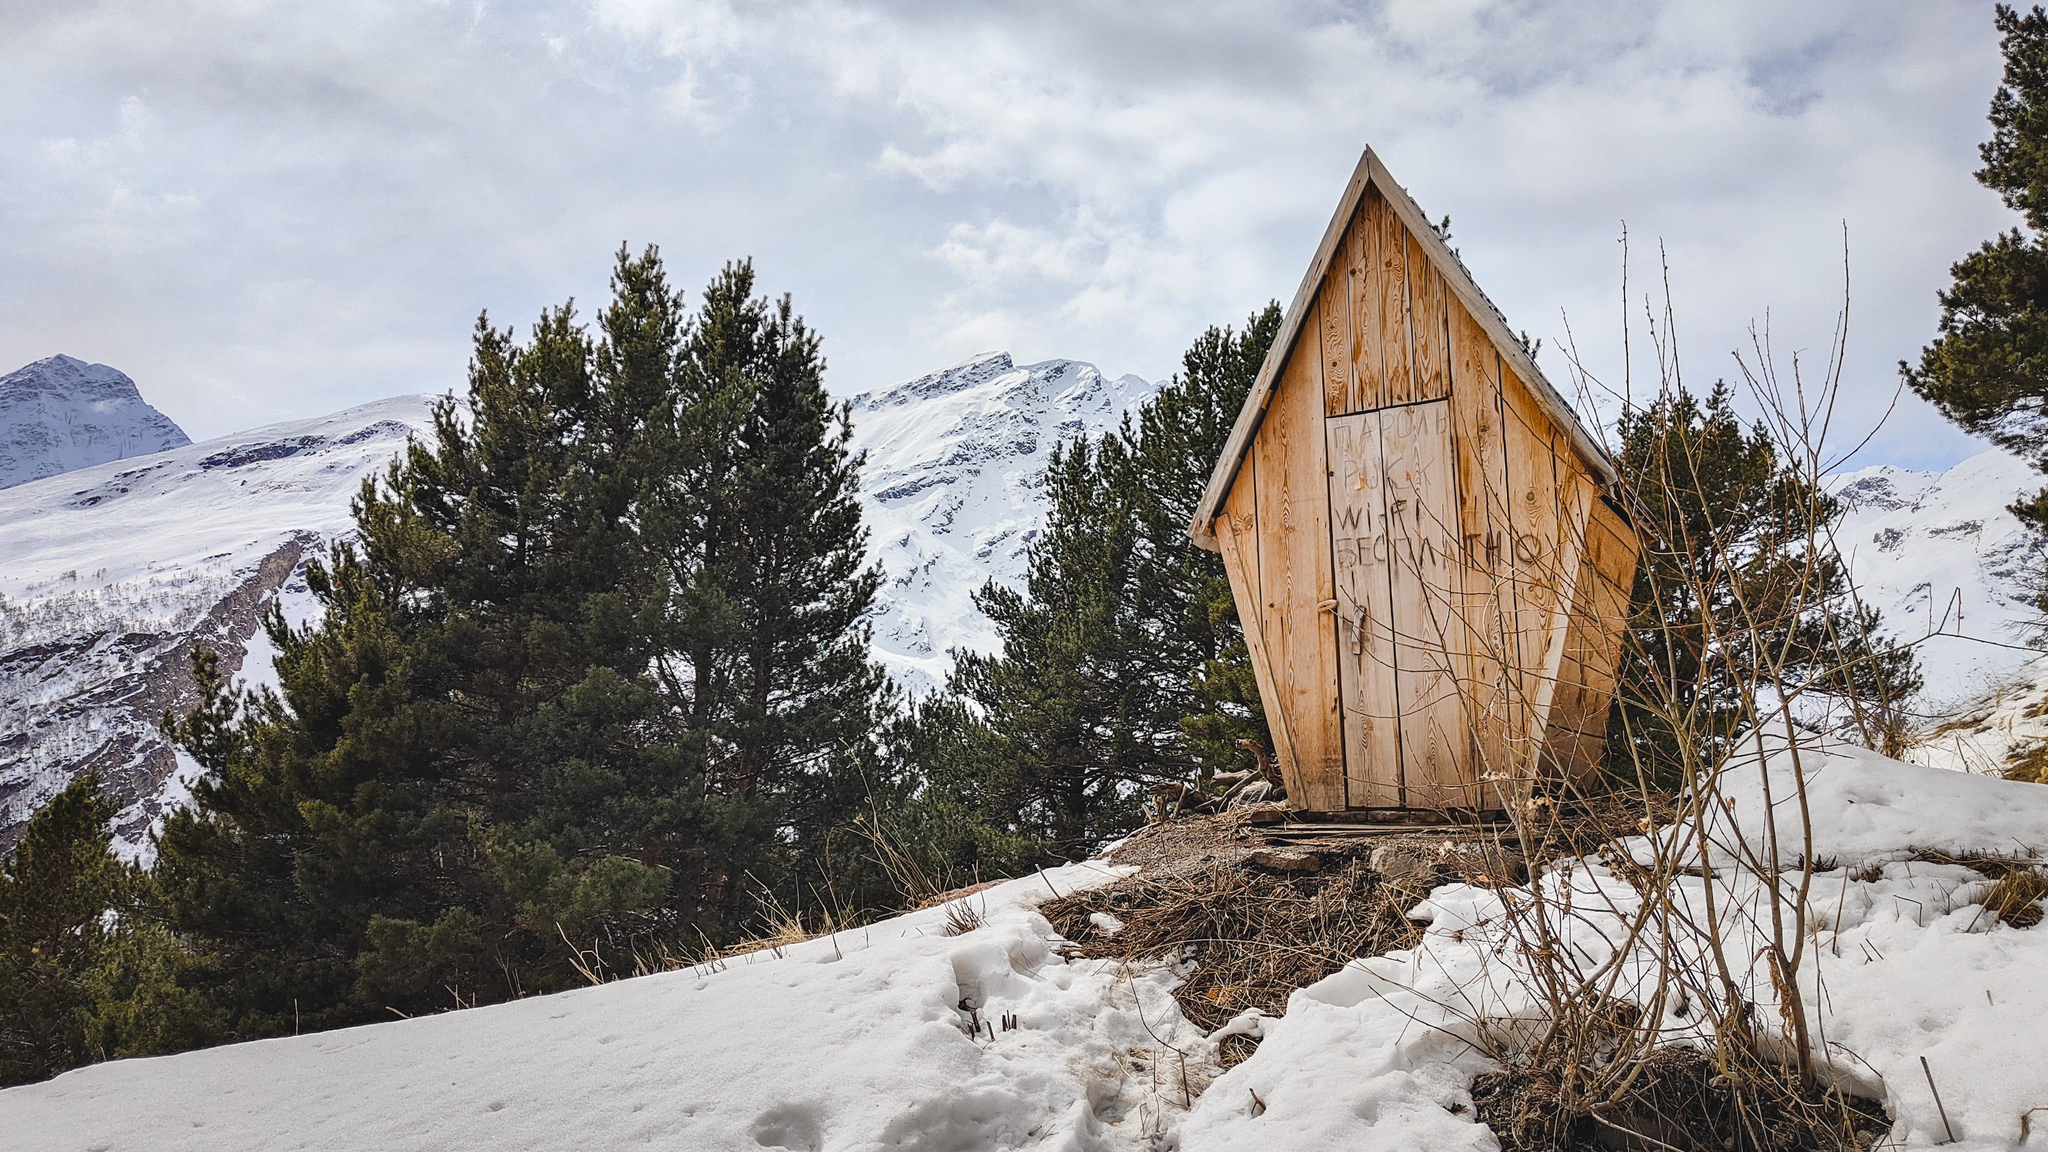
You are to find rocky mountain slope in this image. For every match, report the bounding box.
[0,352,1152,854]
[0,355,191,490]
[0,397,435,855]
[8,347,2040,859]
[1831,446,2047,717]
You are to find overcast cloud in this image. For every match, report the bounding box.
[0,0,2018,468]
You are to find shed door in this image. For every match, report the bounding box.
[1326,400,1471,809]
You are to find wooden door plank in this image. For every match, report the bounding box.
[1380,398,1469,809]
[1325,410,1401,807]
[1408,233,1450,404]
[1254,319,1346,811]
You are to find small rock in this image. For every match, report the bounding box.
[1242,802,1288,825]
[1370,843,1441,887]
[1249,848,1322,871]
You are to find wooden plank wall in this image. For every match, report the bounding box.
[1495,365,1569,795]
[1325,411,1401,807]
[1254,313,1345,811]
[1448,301,1515,806]
[1214,458,1309,799]
[1541,496,1639,787]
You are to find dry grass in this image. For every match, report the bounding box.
[1036,813,1509,1067]
[1982,869,2048,929]
[2006,740,2048,785]
[1472,1044,1891,1152]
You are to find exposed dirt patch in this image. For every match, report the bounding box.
[1041,811,1526,1067]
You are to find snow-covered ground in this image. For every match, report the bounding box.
[0,355,190,490]
[0,859,1230,1152]
[1179,738,2048,1151]
[6,741,2043,1150]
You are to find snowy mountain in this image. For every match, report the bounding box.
[0,397,436,856]
[1830,445,2048,716]
[848,352,1155,694]
[0,352,1152,855]
[14,345,2035,861]
[0,355,191,490]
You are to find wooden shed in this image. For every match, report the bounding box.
[1188,148,1639,816]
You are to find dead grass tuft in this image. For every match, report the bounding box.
[1982,868,2048,929]
[942,901,986,937]
[2006,740,2048,785]
[1472,1045,1890,1152]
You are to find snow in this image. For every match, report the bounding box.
[0,355,191,490]
[0,860,1236,1152]
[1708,730,2048,866]
[3,350,1150,849]
[849,352,1153,695]
[1182,736,2048,1151]
[0,396,434,853]
[1831,447,2047,715]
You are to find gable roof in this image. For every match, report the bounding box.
[1188,147,1618,549]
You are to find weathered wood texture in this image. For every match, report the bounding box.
[1254,314,1345,812]
[1542,495,1639,787]
[1215,455,1306,800]
[1407,231,1450,405]
[1379,400,1468,807]
[1325,411,1400,807]
[1447,300,1516,802]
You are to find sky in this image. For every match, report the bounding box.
[0,0,2022,470]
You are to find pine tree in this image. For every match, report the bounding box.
[1907,5,2048,546]
[931,305,1280,858]
[1605,385,1921,788]
[0,776,214,1085]
[654,261,889,930]
[157,248,729,1031]
[157,249,888,1036]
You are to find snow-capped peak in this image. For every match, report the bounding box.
[848,353,1155,693]
[0,354,192,490]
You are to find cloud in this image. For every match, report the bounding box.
[0,0,2017,469]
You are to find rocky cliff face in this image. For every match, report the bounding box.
[0,355,192,490]
[1831,446,2048,715]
